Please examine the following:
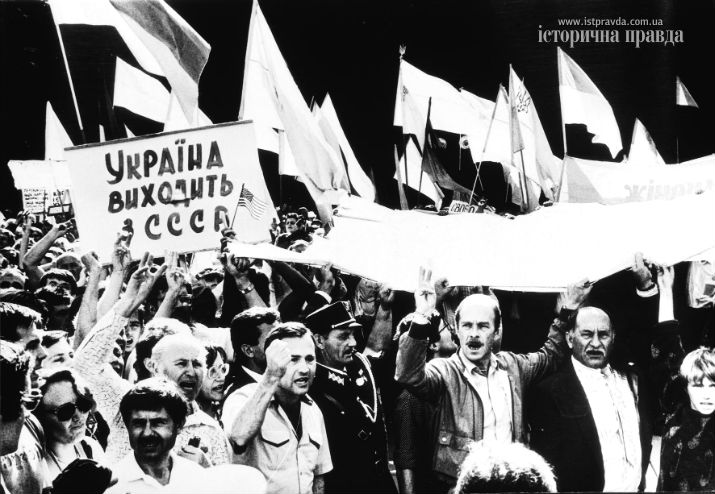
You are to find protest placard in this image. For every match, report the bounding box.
[64,121,274,258]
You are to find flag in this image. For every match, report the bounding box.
[394,139,443,207]
[480,85,512,166]
[676,77,699,108]
[394,59,491,151]
[238,184,269,220]
[113,57,170,123]
[45,102,74,160]
[422,105,473,197]
[628,118,665,167]
[508,67,561,207]
[163,92,212,132]
[240,1,348,220]
[315,94,376,201]
[557,47,622,159]
[49,0,210,124]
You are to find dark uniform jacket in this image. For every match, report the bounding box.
[310,353,397,494]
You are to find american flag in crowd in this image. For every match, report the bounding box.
[238,184,268,220]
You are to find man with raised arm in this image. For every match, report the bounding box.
[222,323,332,494]
[395,267,590,492]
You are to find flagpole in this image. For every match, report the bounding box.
[469,84,502,204]
[394,47,409,210]
[231,184,244,229]
[518,149,530,211]
[49,5,86,144]
[555,48,568,202]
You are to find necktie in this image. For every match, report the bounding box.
[602,368,632,466]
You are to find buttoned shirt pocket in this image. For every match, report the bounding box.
[434,430,473,479]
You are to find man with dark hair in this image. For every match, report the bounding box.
[305,301,396,494]
[0,302,47,371]
[223,322,332,494]
[225,307,280,395]
[109,378,207,493]
[39,330,74,369]
[274,213,311,249]
[0,341,47,494]
[35,268,77,332]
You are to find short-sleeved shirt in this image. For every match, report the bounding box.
[223,383,332,494]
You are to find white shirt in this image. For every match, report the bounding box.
[572,357,642,491]
[459,352,513,442]
[106,453,208,494]
[223,384,332,494]
[241,365,264,383]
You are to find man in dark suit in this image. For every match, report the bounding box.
[528,306,652,492]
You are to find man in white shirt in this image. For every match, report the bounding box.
[223,322,332,494]
[109,377,264,494]
[529,307,651,492]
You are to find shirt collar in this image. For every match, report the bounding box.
[571,355,612,377]
[459,351,498,376]
[241,365,264,383]
[120,452,178,483]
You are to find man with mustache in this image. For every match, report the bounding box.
[108,378,208,493]
[395,268,590,492]
[304,301,397,494]
[223,322,332,494]
[527,305,652,492]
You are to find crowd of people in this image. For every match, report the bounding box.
[1,205,714,494]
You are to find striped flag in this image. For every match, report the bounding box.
[676,77,699,108]
[238,184,268,220]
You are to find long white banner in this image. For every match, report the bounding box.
[230,194,715,292]
[561,155,715,204]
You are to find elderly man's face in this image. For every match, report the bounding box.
[152,341,206,402]
[456,297,499,366]
[567,309,614,369]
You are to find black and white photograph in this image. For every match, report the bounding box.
[1,0,714,493]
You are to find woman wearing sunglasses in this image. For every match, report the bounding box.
[33,368,106,481]
[196,345,229,423]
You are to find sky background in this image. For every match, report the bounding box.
[1,0,713,212]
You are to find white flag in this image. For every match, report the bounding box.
[240,1,348,215]
[557,47,622,159]
[50,0,210,124]
[508,67,561,205]
[315,94,376,201]
[628,119,665,167]
[114,57,170,123]
[45,102,74,160]
[163,92,212,132]
[676,77,699,108]
[394,59,491,150]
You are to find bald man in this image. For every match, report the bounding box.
[528,307,652,492]
[395,275,591,492]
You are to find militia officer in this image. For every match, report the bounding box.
[305,302,397,494]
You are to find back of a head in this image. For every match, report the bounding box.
[230,307,280,351]
[456,441,557,493]
[0,341,31,423]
